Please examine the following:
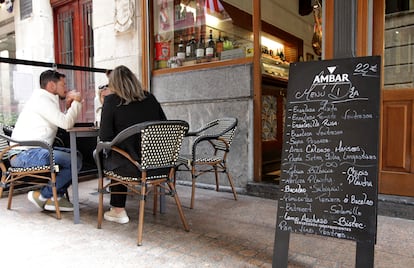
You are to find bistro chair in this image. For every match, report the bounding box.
[94,120,190,246]
[176,117,238,209]
[0,124,62,219]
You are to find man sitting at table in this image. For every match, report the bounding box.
[10,69,83,212]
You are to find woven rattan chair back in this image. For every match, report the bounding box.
[205,117,237,153]
[140,123,187,171]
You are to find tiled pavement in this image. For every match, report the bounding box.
[0,179,413,268]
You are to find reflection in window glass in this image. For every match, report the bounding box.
[384,2,414,89]
[0,63,107,125]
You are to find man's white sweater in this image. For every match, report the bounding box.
[12,88,82,146]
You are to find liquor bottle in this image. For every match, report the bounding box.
[186,34,196,59]
[215,31,223,58]
[279,49,286,61]
[195,34,205,63]
[205,29,215,61]
[177,36,186,60]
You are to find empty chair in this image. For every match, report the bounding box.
[0,124,62,219]
[176,117,238,209]
[94,120,190,246]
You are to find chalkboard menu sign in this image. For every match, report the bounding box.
[276,56,381,243]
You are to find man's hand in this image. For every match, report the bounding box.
[66,91,83,109]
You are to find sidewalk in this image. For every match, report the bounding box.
[0,179,413,267]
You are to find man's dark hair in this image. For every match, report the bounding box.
[39,70,66,89]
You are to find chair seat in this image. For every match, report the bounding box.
[178,155,223,166]
[8,165,55,173]
[103,170,166,182]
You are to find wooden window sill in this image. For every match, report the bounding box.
[152,57,253,76]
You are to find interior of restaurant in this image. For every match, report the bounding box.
[152,0,320,183]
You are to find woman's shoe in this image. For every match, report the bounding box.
[104,208,129,224]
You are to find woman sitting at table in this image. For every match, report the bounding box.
[99,65,166,224]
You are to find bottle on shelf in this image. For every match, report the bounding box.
[205,29,215,61]
[215,31,223,58]
[195,34,205,63]
[186,34,196,60]
[177,36,186,60]
[279,49,286,61]
[275,48,285,61]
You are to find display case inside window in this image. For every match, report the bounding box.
[153,0,254,70]
[152,0,298,76]
[260,33,290,80]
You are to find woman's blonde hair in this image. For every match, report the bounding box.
[108,65,146,104]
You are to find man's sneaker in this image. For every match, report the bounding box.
[27,191,46,209]
[44,196,74,212]
[104,208,129,224]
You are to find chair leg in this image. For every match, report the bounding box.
[173,168,177,187]
[214,166,219,192]
[152,184,158,215]
[97,177,104,229]
[225,170,238,201]
[7,182,14,209]
[137,180,147,246]
[51,180,62,220]
[0,178,4,198]
[167,181,190,231]
[190,166,196,209]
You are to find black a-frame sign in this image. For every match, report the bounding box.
[273,56,381,268]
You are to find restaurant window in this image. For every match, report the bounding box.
[153,1,252,68]
[152,0,294,77]
[385,0,410,14]
[153,0,253,69]
[383,1,414,89]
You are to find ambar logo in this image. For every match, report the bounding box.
[313,66,350,84]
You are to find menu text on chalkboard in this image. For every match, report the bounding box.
[276,56,381,242]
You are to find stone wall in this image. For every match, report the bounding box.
[152,63,254,188]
